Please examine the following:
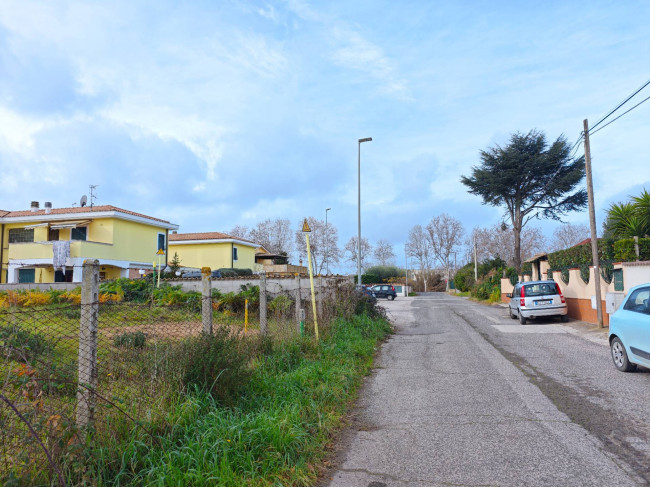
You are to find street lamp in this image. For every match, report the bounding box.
[358,137,372,286]
[325,208,331,275]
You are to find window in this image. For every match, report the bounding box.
[623,288,650,314]
[158,233,165,252]
[54,270,73,283]
[233,246,238,261]
[48,228,60,241]
[8,228,34,243]
[71,227,87,241]
[18,269,35,283]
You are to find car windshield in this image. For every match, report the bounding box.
[524,283,556,297]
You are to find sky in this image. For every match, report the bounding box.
[0,0,649,271]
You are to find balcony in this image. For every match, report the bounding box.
[7,240,115,262]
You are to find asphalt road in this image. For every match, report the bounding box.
[325,293,650,487]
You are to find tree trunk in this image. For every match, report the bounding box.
[513,224,522,271]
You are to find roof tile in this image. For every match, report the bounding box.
[1,205,171,224]
[169,232,258,245]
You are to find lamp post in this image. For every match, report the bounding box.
[325,207,331,275]
[357,137,372,286]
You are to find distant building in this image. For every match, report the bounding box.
[0,202,178,283]
[168,231,259,272]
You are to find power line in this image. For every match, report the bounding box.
[589,94,650,136]
[589,78,650,132]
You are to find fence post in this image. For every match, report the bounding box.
[77,259,99,429]
[295,273,301,333]
[317,275,323,320]
[259,273,267,335]
[201,267,212,334]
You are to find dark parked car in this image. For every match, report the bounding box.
[181,270,222,279]
[371,284,397,300]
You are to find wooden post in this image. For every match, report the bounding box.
[583,119,604,328]
[201,267,212,334]
[295,273,301,334]
[317,275,324,320]
[77,259,99,428]
[259,273,267,335]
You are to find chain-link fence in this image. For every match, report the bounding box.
[1,262,357,485]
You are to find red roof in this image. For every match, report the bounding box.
[573,237,600,247]
[169,232,258,245]
[0,205,172,224]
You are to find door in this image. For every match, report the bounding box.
[621,286,650,366]
[18,268,35,283]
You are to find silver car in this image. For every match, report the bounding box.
[507,280,568,324]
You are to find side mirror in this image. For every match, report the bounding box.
[506,293,512,298]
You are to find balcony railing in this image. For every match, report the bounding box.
[7,240,114,261]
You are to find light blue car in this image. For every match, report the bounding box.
[609,284,650,372]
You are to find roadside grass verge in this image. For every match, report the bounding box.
[87,314,392,486]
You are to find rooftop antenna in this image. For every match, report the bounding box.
[80,195,88,208]
[89,185,98,209]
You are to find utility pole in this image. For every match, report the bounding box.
[583,119,604,328]
[405,247,408,297]
[473,237,478,281]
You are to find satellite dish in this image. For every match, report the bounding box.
[80,195,88,207]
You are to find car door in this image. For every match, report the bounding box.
[371,285,382,297]
[621,286,650,367]
[509,285,519,314]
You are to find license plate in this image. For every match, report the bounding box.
[535,300,552,305]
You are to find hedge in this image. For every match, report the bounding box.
[613,238,650,262]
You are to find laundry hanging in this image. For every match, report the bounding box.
[53,240,71,274]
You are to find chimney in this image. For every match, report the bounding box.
[44,202,52,214]
[30,201,39,212]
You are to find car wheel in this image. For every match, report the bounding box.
[561,315,569,323]
[509,308,517,319]
[610,337,637,372]
[519,312,527,325]
[388,295,395,301]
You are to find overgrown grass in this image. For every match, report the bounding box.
[83,314,391,486]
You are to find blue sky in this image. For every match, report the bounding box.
[0,0,648,270]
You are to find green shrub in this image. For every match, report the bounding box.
[113,331,147,349]
[269,294,293,316]
[454,263,475,292]
[364,266,404,282]
[0,325,52,361]
[361,273,379,284]
[613,238,650,262]
[178,327,251,405]
[100,277,152,303]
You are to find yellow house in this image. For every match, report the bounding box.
[168,232,259,272]
[0,203,178,284]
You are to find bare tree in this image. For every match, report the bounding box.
[249,218,293,255]
[374,239,396,266]
[294,217,341,274]
[344,237,373,273]
[425,214,464,284]
[468,224,547,267]
[550,223,590,251]
[229,225,250,240]
[406,225,434,292]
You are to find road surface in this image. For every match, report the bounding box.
[325,293,650,486]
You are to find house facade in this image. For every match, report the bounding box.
[168,232,259,271]
[0,203,178,284]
